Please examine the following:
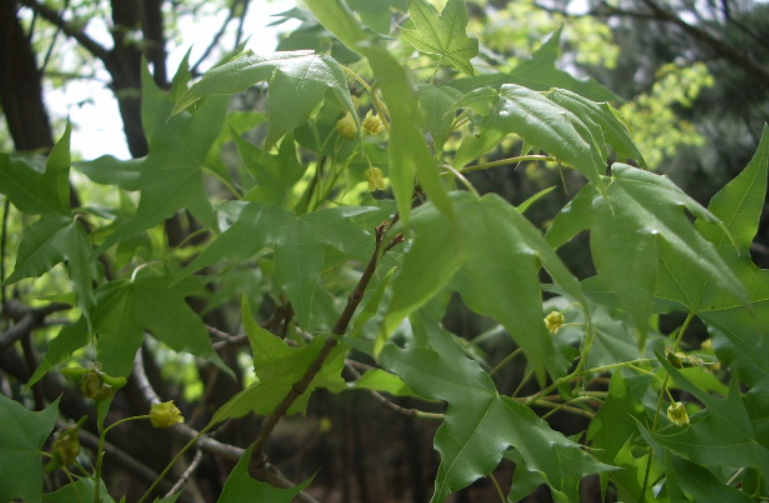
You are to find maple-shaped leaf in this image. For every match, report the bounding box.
[210,298,346,424]
[380,334,611,503]
[383,191,584,384]
[76,64,228,251]
[216,445,310,503]
[92,274,229,377]
[177,202,380,329]
[400,0,478,76]
[0,395,59,503]
[652,126,769,433]
[172,50,357,149]
[1,124,96,320]
[547,163,746,340]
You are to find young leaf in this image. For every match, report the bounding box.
[93,275,229,377]
[380,342,610,503]
[0,395,59,503]
[77,65,227,251]
[27,317,89,388]
[417,84,463,151]
[210,298,346,423]
[172,50,356,149]
[400,0,479,76]
[304,0,369,53]
[216,445,310,503]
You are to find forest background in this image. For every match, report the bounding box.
[1,0,768,502]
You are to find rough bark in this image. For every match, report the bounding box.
[0,1,54,151]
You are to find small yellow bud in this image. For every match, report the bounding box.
[362,110,384,135]
[544,311,566,335]
[667,401,690,426]
[667,348,708,368]
[336,112,358,140]
[150,400,184,428]
[365,167,387,191]
[81,370,115,401]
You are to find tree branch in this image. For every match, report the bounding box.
[18,0,112,65]
[247,219,403,475]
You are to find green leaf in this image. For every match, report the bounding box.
[380,342,610,503]
[654,353,769,480]
[417,84,463,151]
[400,0,478,76]
[178,203,378,328]
[304,0,369,53]
[364,45,454,225]
[0,123,72,217]
[669,456,755,503]
[27,317,89,387]
[547,164,746,338]
[173,50,356,149]
[488,84,607,191]
[0,395,59,503]
[654,127,769,392]
[385,192,583,382]
[94,275,228,377]
[211,298,346,423]
[351,369,416,396]
[42,479,116,503]
[236,134,306,208]
[347,0,406,34]
[216,445,310,503]
[547,88,647,168]
[78,65,227,250]
[449,28,619,102]
[4,216,96,320]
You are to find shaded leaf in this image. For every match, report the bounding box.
[178,203,377,328]
[77,65,227,250]
[0,395,59,503]
[380,341,610,503]
[94,275,228,377]
[216,445,310,503]
[0,123,72,217]
[42,479,115,503]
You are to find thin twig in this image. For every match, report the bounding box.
[165,448,203,497]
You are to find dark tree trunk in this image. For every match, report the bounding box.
[0,1,54,152]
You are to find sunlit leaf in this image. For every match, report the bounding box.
[400,0,478,76]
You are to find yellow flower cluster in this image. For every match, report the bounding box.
[365,167,387,191]
[150,400,184,428]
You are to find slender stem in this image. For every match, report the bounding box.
[1,198,9,305]
[135,424,214,503]
[639,310,696,503]
[489,347,523,377]
[489,472,506,503]
[440,164,479,196]
[460,155,556,173]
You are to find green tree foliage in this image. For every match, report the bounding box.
[1,1,769,502]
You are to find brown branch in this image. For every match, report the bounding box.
[247,219,403,475]
[0,302,72,352]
